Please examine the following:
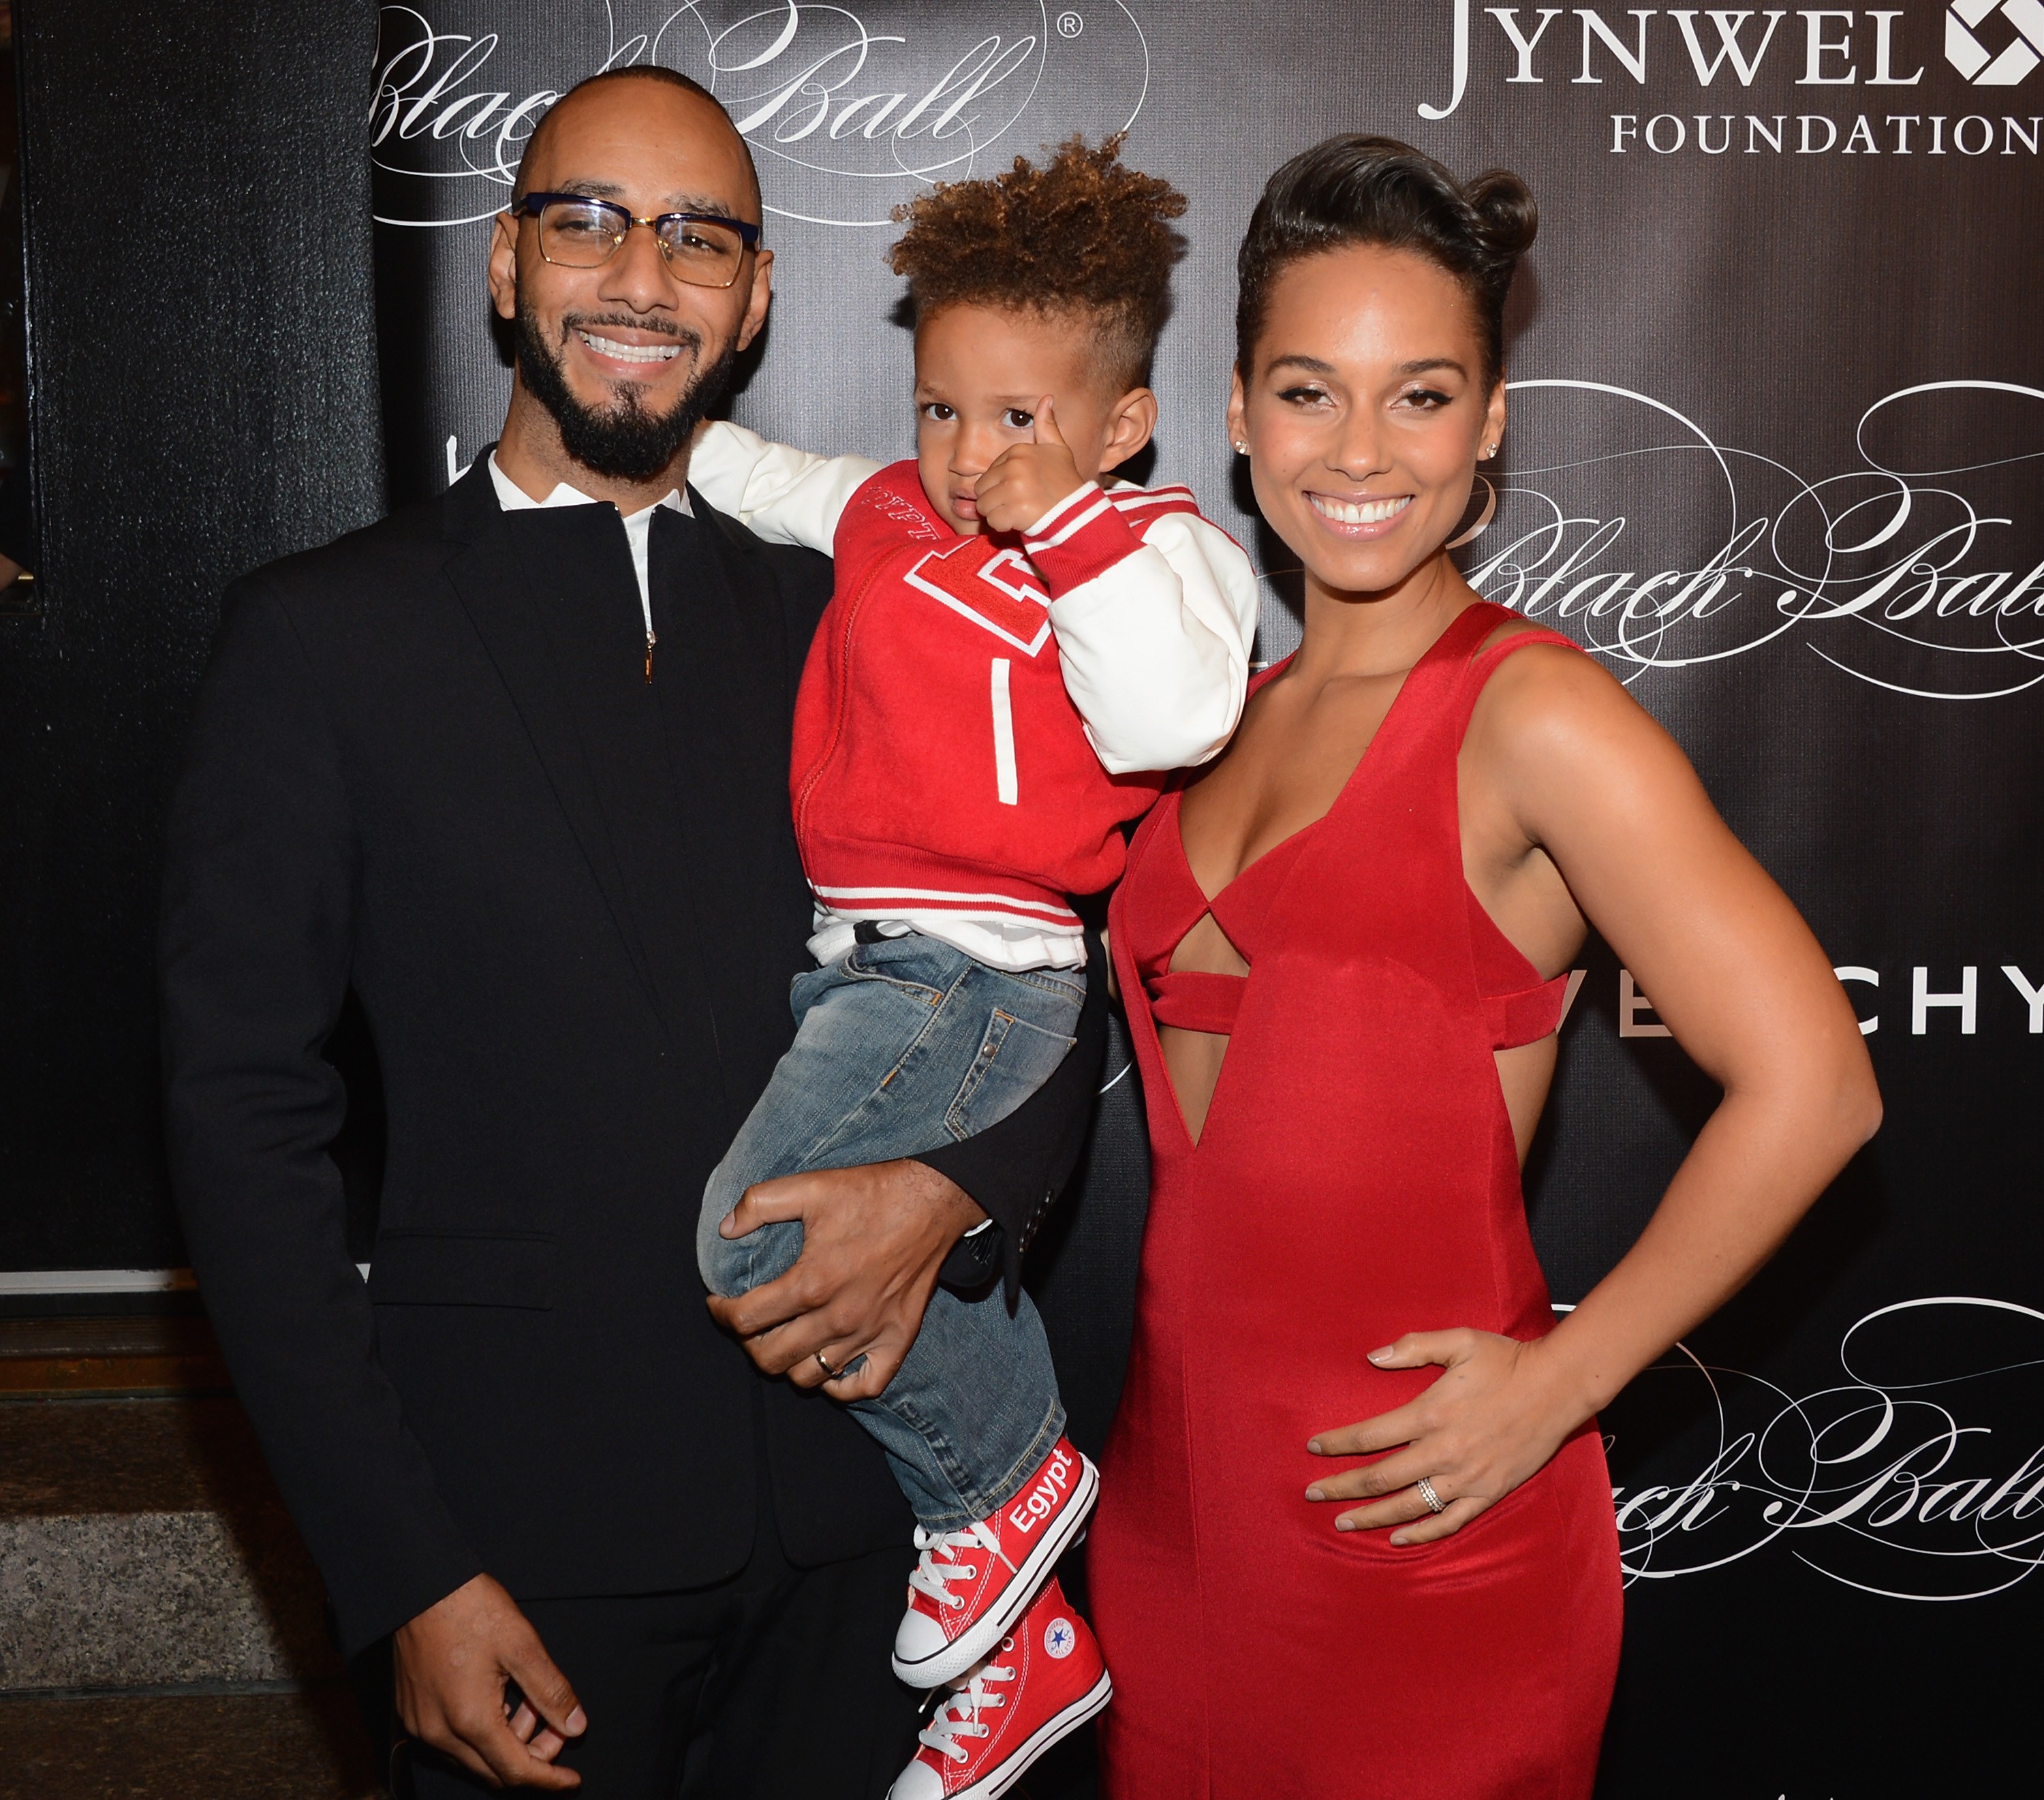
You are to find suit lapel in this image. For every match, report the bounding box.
[647,507,816,1138]
[445,501,663,1023]
[440,464,799,1125]
[649,506,794,897]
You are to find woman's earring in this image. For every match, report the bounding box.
[1233,440,1249,455]
[1481,441,1499,460]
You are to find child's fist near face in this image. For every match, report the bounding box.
[975,399,1084,535]
[911,302,1160,539]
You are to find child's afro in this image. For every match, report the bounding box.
[887,135,1188,392]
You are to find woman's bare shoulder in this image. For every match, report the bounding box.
[1473,625,1642,732]
[1465,626,1705,825]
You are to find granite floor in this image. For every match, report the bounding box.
[1,1397,340,1692]
[0,1382,1094,1797]
[0,1685,384,1800]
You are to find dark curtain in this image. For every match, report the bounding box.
[0,0,385,1268]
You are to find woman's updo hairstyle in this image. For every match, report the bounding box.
[1236,136,1536,388]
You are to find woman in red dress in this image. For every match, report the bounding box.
[1088,137,1881,1797]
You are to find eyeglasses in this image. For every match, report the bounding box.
[513,193,762,290]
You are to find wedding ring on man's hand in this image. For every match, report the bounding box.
[814,1350,839,1379]
[1416,1476,1447,1514]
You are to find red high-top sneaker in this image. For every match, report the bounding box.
[891,1438,1097,1688]
[887,1578,1112,1800]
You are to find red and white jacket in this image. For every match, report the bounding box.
[691,423,1259,971]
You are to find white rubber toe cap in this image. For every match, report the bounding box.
[887,1756,948,1800]
[893,1607,950,1666]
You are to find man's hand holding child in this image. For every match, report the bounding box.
[974,396,1086,534]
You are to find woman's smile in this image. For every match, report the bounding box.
[1304,489,1413,536]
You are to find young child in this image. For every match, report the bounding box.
[691,139,1258,1799]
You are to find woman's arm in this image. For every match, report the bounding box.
[1305,647,1881,1542]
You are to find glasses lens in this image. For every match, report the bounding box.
[657,217,745,287]
[538,199,623,267]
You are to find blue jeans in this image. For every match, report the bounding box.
[698,933,1081,1531]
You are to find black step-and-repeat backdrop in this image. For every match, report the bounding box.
[367,3,2040,1789]
[12,0,2012,1787]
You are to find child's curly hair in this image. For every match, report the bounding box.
[887,135,1188,392]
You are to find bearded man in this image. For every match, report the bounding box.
[159,69,1101,1797]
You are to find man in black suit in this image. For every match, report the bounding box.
[160,68,1100,1796]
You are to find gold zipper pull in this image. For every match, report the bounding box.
[645,628,656,684]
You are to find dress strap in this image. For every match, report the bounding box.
[1449,605,1581,1049]
[1485,971,1572,1049]
[1148,969,1246,1036]
[1448,606,1581,741]
[1246,654,1293,699]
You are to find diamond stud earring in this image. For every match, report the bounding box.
[1233,441,1249,454]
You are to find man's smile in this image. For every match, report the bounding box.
[577,329,683,366]
[560,315,696,382]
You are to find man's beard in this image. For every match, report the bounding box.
[514,299,739,484]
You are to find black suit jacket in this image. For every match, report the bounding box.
[159,461,1102,1656]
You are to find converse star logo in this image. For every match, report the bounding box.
[1043,1617,1077,1659]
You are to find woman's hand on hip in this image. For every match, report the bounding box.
[1303,1329,1586,1545]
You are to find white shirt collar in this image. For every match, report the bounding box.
[485,450,690,521]
[486,451,691,621]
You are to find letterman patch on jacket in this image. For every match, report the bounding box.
[903,540,1054,655]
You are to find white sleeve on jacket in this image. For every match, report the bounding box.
[1025,484,1261,775]
[687,420,882,553]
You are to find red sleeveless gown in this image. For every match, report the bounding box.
[1092,604,1622,1798]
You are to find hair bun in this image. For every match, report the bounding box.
[1466,170,1538,262]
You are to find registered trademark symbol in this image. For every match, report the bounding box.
[1057,11,1084,37]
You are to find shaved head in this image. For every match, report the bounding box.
[515,67,760,217]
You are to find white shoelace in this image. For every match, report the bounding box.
[918,1662,1017,1763]
[907,1521,1013,1611]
